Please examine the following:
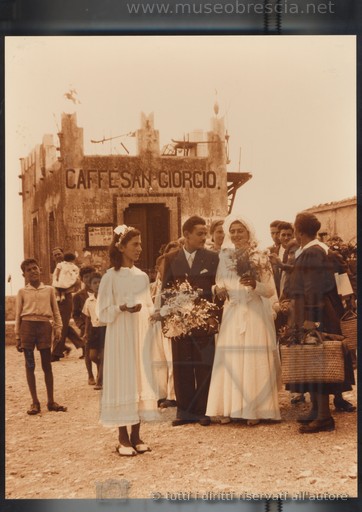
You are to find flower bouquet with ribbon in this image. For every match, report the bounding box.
[160,279,218,338]
[233,245,269,281]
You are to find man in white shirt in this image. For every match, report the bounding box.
[161,216,220,427]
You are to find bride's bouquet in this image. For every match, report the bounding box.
[160,280,218,338]
[231,244,270,281]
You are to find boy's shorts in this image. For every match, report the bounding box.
[88,326,106,350]
[20,320,52,350]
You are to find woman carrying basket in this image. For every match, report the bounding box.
[286,212,355,434]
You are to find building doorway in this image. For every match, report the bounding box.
[124,203,170,273]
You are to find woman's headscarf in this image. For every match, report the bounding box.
[221,214,258,250]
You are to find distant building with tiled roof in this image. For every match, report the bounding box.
[305,196,356,244]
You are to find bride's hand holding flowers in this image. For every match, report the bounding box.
[239,275,256,289]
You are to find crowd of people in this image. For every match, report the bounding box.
[14,212,357,456]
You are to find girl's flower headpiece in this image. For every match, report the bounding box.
[114,224,135,247]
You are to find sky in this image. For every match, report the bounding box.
[5,35,356,294]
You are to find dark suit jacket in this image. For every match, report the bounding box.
[162,248,218,300]
[161,248,220,332]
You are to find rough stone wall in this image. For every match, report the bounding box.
[306,198,356,243]
[20,112,229,275]
[20,137,63,283]
[62,153,227,270]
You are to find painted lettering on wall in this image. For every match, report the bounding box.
[65,169,217,190]
[65,234,86,242]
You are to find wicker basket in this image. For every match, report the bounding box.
[280,340,345,384]
[340,310,357,351]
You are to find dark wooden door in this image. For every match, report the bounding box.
[124,203,170,273]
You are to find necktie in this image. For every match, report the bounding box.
[187,252,194,268]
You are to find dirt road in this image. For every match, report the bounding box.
[5,346,357,500]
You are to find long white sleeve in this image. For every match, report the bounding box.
[215,249,231,289]
[254,269,276,298]
[96,270,120,324]
[142,274,155,316]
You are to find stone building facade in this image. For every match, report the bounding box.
[305,197,357,244]
[19,111,251,281]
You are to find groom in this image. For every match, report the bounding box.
[161,215,220,426]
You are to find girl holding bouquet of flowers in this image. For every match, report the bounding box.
[206,215,281,425]
[97,225,159,456]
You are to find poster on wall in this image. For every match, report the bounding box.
[85,224,114,248]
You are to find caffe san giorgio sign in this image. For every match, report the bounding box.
[65,168,217,190]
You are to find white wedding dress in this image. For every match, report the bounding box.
[206,249,281,421]
[97,266,159,427]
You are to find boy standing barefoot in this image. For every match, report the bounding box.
[15,259,67,415]
[82,272,106,391]
[72,265,97,384]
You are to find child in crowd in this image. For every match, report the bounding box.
[82,272,106,390]
[72,265,97,384]
[15,258,67,415]
[52,252,79,302]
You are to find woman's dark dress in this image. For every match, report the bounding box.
[286,244,354,394]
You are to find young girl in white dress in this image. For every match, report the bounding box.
[206,215,281,425]
[97,225,159,456]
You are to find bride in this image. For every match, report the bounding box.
[206,215,281,424]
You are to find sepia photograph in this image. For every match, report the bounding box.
[5,34,357,505]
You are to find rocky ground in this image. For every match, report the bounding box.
[5,345,357,500]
